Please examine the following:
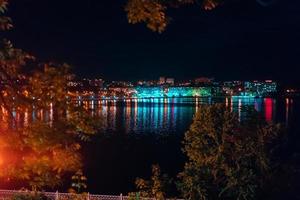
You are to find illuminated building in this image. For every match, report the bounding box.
[109,87,136,98]
[222,80,277,97]
[66,77,278,99]
[107,81,133,87]
[135,87,165,98]
[134,86,212,98]
[89,79,104,87]
[222,81,242,96]
[137,80,158,86]
[67,81,83,87]
[195,77,214,85]
[159,77,166,85]
[166,87,211,97]
[244,80,277,97]
[285,88,300,96]
[177,80,192,86]
[166,78,175,85]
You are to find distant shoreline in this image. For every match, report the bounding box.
[68,95,289,102]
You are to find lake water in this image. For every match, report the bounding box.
[82,97,300,195]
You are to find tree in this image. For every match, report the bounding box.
[178,104,282,200]
[128,165,173,200]
[0,1,98,190]
[125,0,218,33]
[125,0,278,32]
[69,170,88,194]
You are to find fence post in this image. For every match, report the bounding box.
[55,191,59,200]
[87,192,90,200]
[120,193,123,200]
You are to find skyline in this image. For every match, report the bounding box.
[6,0,300,85]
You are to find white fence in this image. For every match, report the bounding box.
[0,190,181,200]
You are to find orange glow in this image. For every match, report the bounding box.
[0,155,3,166]
[225,97,229,107]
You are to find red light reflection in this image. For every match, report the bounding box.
[264,98,273,122]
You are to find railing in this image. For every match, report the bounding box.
[0,190,182,200]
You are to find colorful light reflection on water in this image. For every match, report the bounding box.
[81,97,299,194]
[75,97,294,134]
[0,97,296,135]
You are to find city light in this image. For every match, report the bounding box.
[66,78,280,100]
[134,87,212,98]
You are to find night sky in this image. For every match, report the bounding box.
[6,0,300,84]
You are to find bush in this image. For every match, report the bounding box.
[12,192,52,200]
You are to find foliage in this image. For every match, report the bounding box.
[178,104,282,200]
[125,0,168,33]
[125,0,222,32]
[128,165,173,200]
[11,192,52,200]
[0,0,12,30]
[0,121,84,188]
[125,0,276,32]
[0,64,97,189]
[0,1,98,190]
[68,170,88,194]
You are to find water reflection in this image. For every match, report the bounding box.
[1,97,296,134]
[78,97,282,134]
[264,98,274,122]
[285,97,296,126]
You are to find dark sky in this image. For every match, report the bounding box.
[6,0,300,84]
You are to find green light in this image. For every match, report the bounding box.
[134,87,212,98]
